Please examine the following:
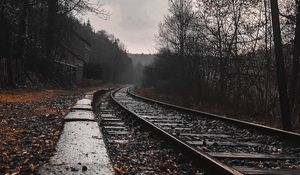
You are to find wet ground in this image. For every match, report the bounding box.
[0,88,99,174]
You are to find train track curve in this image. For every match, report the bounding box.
[111,87,300,175]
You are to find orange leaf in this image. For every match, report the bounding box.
[30,164,36,172]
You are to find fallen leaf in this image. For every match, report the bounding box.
[30,163,36,172]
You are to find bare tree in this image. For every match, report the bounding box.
[270,0,292,130]
[290,0,300,108]
[158,0,195,57]
[47,0,58,61]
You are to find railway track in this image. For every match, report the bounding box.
[96,91,205,174]
[111,87,300,175]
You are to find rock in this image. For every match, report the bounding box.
[82,166,88,171]
[70,167,78,172]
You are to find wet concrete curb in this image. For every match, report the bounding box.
[38,90,115,175]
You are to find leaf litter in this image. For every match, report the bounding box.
[0,88,101,174]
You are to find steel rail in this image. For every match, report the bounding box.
[110,88,244,175]
[127,88,300,144]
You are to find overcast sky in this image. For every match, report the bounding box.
[82,0,169,54]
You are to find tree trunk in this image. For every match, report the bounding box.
[270,0,292,130]
[15,0,29,84]
[47,0,58,60]
[264,0,271,113]
[179,0,185,57]
[216,13,225,94]
[290,0,300,107]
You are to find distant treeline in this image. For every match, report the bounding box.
[0,0,135,88]
[143,0,300,130]
[82,25,135,84]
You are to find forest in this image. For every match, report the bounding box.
[1,1,300,173]
[143,0,300,131]
[0,0,135,88]
[1,0,300,131]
